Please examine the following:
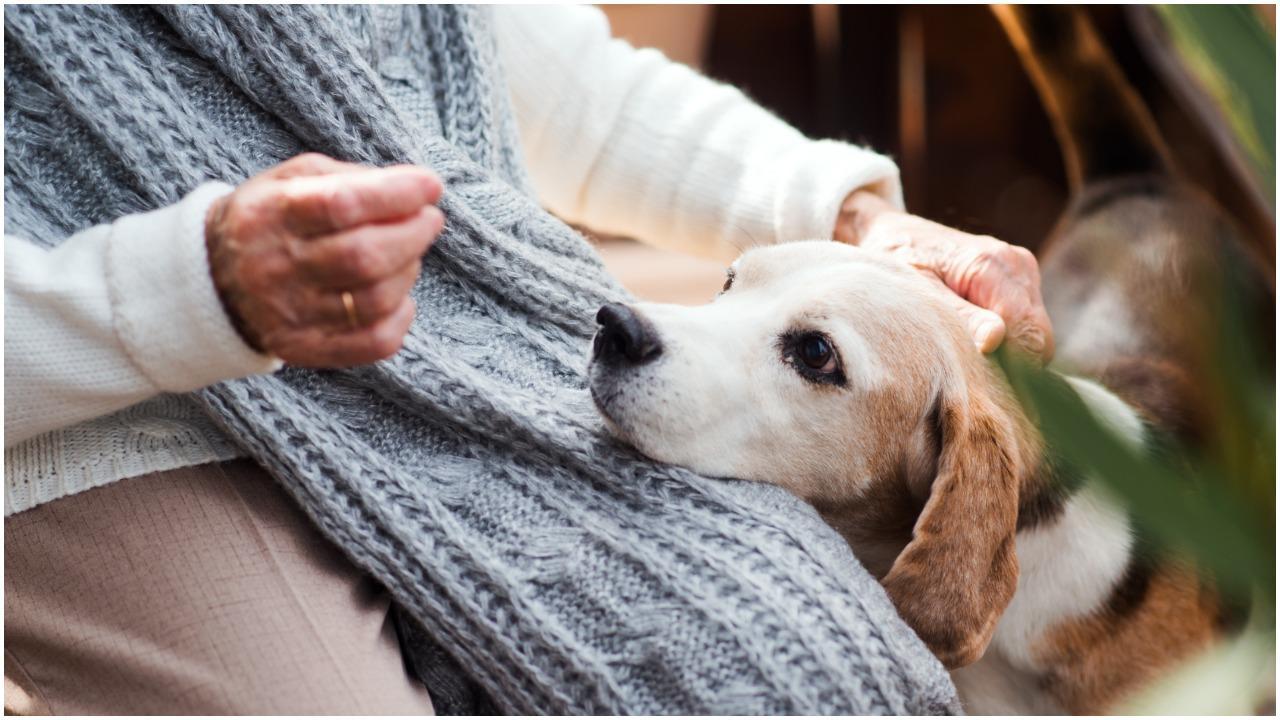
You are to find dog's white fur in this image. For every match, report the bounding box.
[589,241,1146,714]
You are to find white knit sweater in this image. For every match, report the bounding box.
[4,5,902,515]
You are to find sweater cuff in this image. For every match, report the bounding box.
[773,141,904,243]
[105,182,283,393]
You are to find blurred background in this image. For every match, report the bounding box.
[590,4,1276,305]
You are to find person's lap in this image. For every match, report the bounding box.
[3,459,434,715]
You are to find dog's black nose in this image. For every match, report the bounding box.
[593,303,663,365]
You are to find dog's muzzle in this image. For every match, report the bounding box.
[592,303,663,367]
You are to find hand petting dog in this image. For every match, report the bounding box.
[835,188,1055,363]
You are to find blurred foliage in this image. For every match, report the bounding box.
[995,271,1275,712]
[1121,623,1275,714]
[997,8,1277,711]
[1155,4,1276,204]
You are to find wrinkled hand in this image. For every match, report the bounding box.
[205,153,444,367]
[835,189,1054,362]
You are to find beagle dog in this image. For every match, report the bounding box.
[589,240,1238,714]
[587,6,1270,714]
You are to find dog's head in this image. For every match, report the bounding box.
[589,240,1031,668]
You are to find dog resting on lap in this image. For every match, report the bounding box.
[589,240,1236,714]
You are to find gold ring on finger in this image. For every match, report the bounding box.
[342,291,359,329]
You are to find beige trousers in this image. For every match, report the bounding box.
[4,460,435,715]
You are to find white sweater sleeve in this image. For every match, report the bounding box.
[5,182,282,447]
[492,5,904,261]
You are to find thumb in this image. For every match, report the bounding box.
[944,290,1006,354]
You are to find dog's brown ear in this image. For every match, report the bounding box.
[883,389,1021,669]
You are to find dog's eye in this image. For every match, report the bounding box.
[781,330,845,386]
[721,267,736,293]
[799,335,834,370]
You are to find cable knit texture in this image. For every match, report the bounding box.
[4,5,959,714]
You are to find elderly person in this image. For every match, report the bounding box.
[5,5,1051,714]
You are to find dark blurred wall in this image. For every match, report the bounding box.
[704,5,1066,251]
[604,5,1273,262]
[701,5,1280,258]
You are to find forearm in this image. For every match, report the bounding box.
[5,183,280,446]
[494,5,903,261]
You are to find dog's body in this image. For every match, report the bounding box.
[588,6,1269,715]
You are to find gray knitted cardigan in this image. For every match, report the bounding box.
[4,5,959,714]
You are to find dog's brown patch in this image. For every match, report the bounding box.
[1033,559,1224,713]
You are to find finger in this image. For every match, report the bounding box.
[302,261,422,328]
[294,205,443,287]
[269,296,417,368]
[977,276,1054,363]
[942,288,1007,354]
[280,165,443,236]
[266,152,367,180]
[1006,304,1055,364]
